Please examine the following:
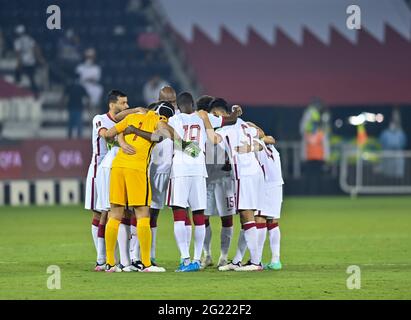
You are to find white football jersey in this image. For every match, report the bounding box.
[206,140,231,183]
[100,145,119,169]
[257,142,284,186]
[217,118,262,179]
[89,113,117,168]
[168,113,222,178]
[150,138,174,174]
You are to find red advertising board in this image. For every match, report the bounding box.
[0,139,91,180]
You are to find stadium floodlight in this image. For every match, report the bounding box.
[348,113,366,126]
[348,112,384,126]
[376,113,384,123]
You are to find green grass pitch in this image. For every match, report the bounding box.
[0,196,410,300]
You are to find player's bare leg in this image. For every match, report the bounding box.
[95,210,107,271]
[134,206,165,272]
[266,218,282,270]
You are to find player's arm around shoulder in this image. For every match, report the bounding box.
[197,110,222,145]
[263,135,276,145]
[155,118,176,141]
[103,114,133,140]
[114,106,147,122]
[221,105,242,126]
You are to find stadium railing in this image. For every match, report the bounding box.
[274,141,302,179]
[339,148,411,196]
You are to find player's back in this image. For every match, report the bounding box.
[112,110,165,172]
[219,118,262,179]
[168,112,207,178]
[257,141,284,185]
[206,140,231,183]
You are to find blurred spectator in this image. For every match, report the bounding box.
[64,74,89,139]
[301,102,329,194]
[143,75,169,105]
[138,26,161,62]
[13,25,45,95]
[75,48,103,109]
[56,29,82,81]
[379,110,407,178]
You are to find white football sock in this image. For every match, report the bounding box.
[97,237,106,265]
[269,226,281,263]
[91,225,98,253]
[243,223,259,265]
[232,230,247,264]
[257,226,267,264]
[186,224,192,251]
[194,224,206,261]
[129,225,138,262]
[151,227,157,260]
[118,223,131,266]
[203,224,212,257]
[174,221,190,259]
[220,226,233,260]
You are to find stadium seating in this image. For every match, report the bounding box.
[0,0,177,134]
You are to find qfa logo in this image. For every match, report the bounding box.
[46,5,61,30]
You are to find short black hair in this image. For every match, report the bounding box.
[107,90,127,104]
[209,97,229,113]
[148,102,158,110]
[196,95,214,111]
[177,92,194,112]
[155,101,175,119]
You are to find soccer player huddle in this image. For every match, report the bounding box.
[85,86,284,273]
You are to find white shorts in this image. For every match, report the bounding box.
[150,172,170,210]
[166,176,207,211]
[84,163,99,211]
[235,172,264,211]
[256,184,283,219]
[205,176,236,217]
[95,166,111,212]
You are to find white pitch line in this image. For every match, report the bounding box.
[361,263,411,266]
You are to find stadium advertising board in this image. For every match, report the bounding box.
[0,140,90,179]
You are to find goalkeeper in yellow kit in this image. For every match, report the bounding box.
[102,102,198,272]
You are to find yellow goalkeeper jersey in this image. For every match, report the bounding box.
[111,111,167,171]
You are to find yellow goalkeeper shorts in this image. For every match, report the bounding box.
[109,167,151,207]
